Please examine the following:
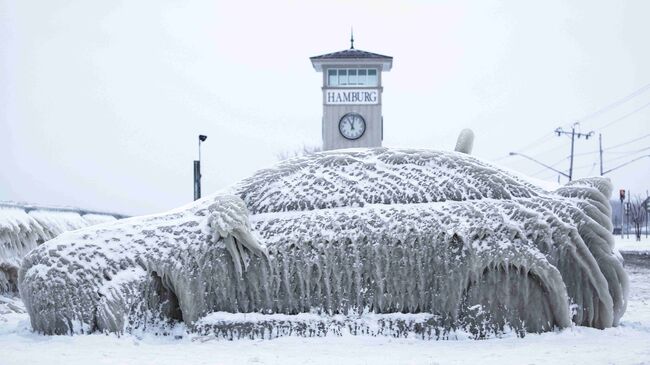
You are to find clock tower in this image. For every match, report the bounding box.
[310,36,393,151]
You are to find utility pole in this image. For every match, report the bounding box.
[599,133,604,176]
[555,123,594,181]
[599,133,650,176]
[569,128,575,180]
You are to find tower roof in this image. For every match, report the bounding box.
[310,48,392,61]
[310,48,393,71]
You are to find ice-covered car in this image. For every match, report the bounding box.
[18,140,628,338]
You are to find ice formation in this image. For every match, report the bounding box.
[454,128,474,154]
[18,147,628,337]
[0,206,117,293]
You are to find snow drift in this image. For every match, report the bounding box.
[18,148,628,337]
[0,205,117,294]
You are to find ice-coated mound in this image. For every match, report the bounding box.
[18,148,628,337]
[0,206,117,294]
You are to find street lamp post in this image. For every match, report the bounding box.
[194,135,208,201]
[508,152,570,179]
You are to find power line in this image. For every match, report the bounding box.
[595,99,650,131]
[604,148,650,164]
[578,81,650,124]
[573,143,650,157]
[529,141,566,159]
[490,132,555,163]
[606,133,650,150]
[607,146,650,155]
[596,133,650,176]
[572,149,599,157]
[493,83,650,168]
[506,132,649,181]
[573,134,650,160]
[522,82,650,155]
[572,161,599,170]
[602,155,650,175]
[586,161,598,175]
[512,132,556,154]
[530,156,570,177]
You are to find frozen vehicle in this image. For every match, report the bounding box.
[18,135,628,338]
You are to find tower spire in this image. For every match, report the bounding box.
[350,27,355,49]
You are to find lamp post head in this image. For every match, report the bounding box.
[199,135,207,142]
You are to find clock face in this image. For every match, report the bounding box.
[339,113,366,140]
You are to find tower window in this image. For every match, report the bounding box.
[358,69,367,85]
[327,68,378,87]
[328,69,338,86]
[367,69,377,86]
[348,69,357,85]
[338,69,348,85]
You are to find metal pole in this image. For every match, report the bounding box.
[195,139,202,201]
[508,152,570,178]
[625,189,632,240]
[194,135,207,201]
[193,160,201,201]
[599,133,603,176]
[620,195,625,239]
[569,126,576,181]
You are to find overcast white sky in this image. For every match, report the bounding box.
[1,0,649,216]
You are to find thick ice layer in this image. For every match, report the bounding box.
[0,206,116,293]
[18,148,628,336]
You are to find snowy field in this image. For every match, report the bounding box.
[1,237,649,365]
[617,235,650,253]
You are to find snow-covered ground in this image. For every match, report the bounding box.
[1,238,649,365]
[617,235,650,253]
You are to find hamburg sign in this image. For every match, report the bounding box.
[325,89,379,105]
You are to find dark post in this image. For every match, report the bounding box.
[619,189,625,239]
[599,133,603,176]
[194,134,208,201]
[194,160,201,201]
[626,190,631,239]
[569,126,576,181]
